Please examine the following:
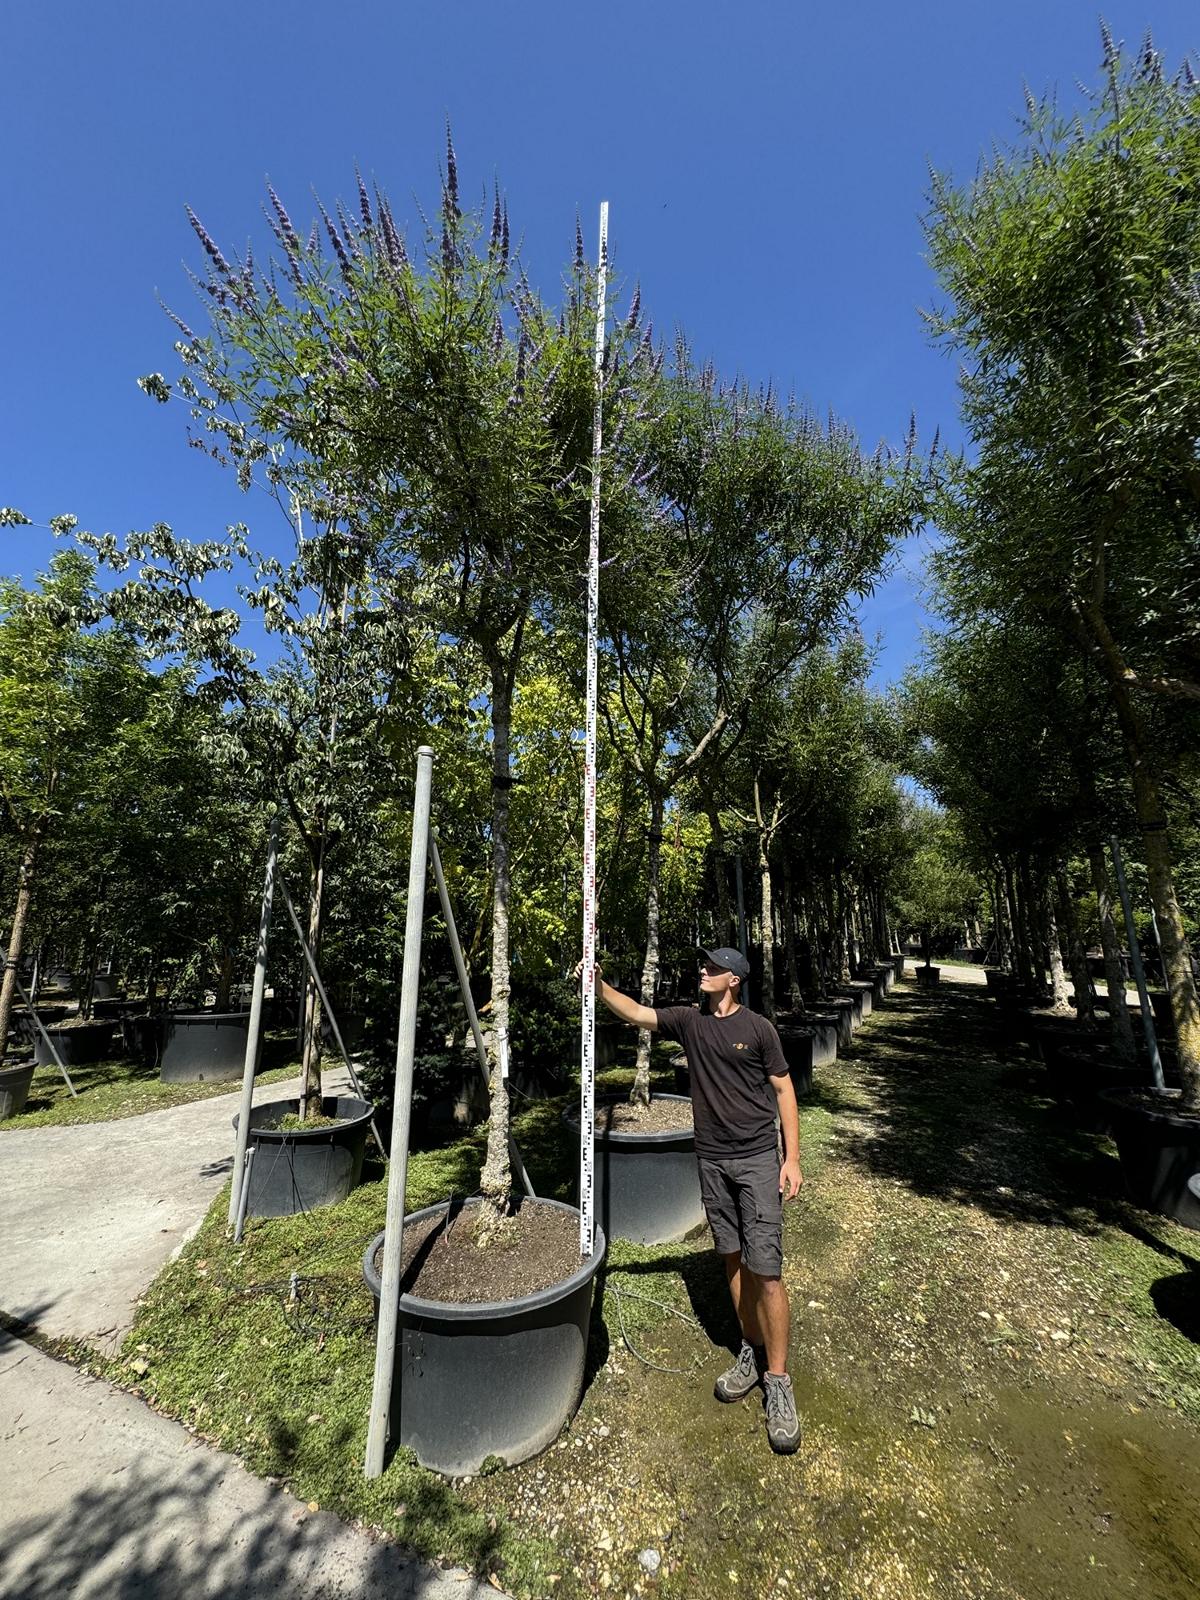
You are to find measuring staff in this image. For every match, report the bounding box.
[580,947,804,1456]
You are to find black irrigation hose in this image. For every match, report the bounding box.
[605,1278,707,1376]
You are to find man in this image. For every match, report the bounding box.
[584,947,803,1454]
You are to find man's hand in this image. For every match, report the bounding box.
[572,959,603,990]
[779,1157,804,1200]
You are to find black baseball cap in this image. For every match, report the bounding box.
[697,946,750,980]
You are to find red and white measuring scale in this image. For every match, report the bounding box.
[578,201,609,1258]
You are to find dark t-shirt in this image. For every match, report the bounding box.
[653,1004,788,1159]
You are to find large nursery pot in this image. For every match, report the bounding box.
[0,1061,36,1121]
[867,964,891,1002]
[33,1019,116,1068]
[90,974,120,1001]
[1099,1088,1200,1230]
[158,1010,250,1083]
[819,996,856,1047]
[891,953,906,984]
[566,1092,704,1247]
[776,1026,814,1099]
[916,966,941,987]
[835,984,869,1028]
[783,1011,838,1069]
[362,1197,606,1476]
[232,1095,374,1217]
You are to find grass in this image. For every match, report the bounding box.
[75,1000,1200,1600]
[0,1036,301,1131]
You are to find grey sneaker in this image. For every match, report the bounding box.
[714,1340,763,1402]
[763,1373,802,1454]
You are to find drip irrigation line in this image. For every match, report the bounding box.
[605,1276,706,1376]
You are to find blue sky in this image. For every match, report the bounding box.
[3,2,1196,686]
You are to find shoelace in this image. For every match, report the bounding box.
[765,1381,796,1426]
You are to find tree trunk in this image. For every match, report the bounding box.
[1045,882,1071,1013]
[782,858,804,1013]
[631,790,665,1105]
[1082,606,1200,1104]
[214,944,235,1012]
[299,840,326,1118]
[1088,841,1137,1065]
[1011,860,1036,992]
[759,839,776,1021]
[705,801,735,942]
[0,831,39,1064]
[479,640,519,1213]
[1055,864,1095,1029]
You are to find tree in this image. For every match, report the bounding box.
[925,31,1200,1100]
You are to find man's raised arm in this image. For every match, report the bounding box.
[577,964,659,1032]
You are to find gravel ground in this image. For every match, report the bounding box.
[453,973,1200,1600]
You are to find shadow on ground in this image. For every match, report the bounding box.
[0,1451,490,1599]
[826,979,1149,1237]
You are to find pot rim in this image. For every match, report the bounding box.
[233,1094,374,1141]
[362,1194,607,1320]
[163,1010,253,1025]
[563,1090,695,1148]
[1098,1086,1200,1129]
[0,1060,35,1081]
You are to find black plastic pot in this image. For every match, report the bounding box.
[158,1011,250,1083]
[33,1020,116,1067]
[835,985,869,1027]
[817,997,855,1047]
[0,1061,35,1120]
[91,974,120,1001]
[362,1196,606,1475]
[1099,1088,1200,1230]
[566,1092,704,1246]
[44,968,76,995]
[867,966,891,1003]
[776,1027,814,1099]
[232,1095,374,1217]
[916,966,941,987]
[792,1012,839,1068]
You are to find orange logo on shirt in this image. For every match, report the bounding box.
[735,1042,747,1050]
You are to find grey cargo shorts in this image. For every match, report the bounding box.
[697,1146,783,1278]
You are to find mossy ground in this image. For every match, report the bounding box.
[0,1033,301,1130]
[76,988,1200,1599]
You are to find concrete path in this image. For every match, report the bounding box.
[0,1333,494,1600]
[0,1069,351,1351]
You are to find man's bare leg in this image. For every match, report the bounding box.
[723,1250,763,1346]
[754,1273,791,1376]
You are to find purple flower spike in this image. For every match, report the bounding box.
[490,185,503,252]
[575,214,585,272]
[185,206,231,276]
[357,169,373,231]
[625,283,641,334]
[318,200,352,279]
[379,200,407,269]
[445,121,460,218]
[267,185,300,254]
[501,204,510,266]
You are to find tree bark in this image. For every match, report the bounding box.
[782,858,804,1013]
[631,789,665,1105]
[704,801,735,943]
[1088,841,1137,1065]
[0,831,40,1064]
[1055,864,1095,1029]
[1045,881,1072,1013]
[759,843,776,1020]
[298,839,326,1118]
[479,637,520,1212]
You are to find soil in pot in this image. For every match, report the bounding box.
[384,1197,582,1304]
[596,1098,693,1135]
